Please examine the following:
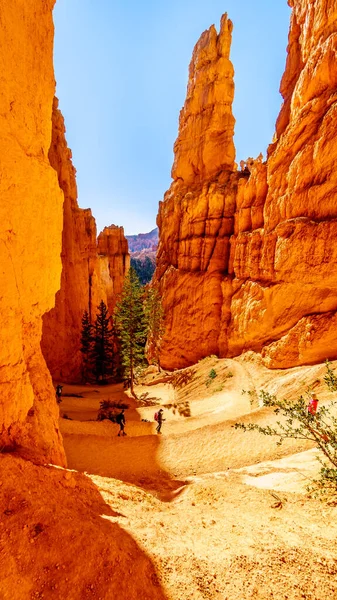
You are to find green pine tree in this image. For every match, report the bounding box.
[130,255,155,285]
[144,286,165,371]
[114,267,147,398]
[91,300,114,383]
[80,310,93,382]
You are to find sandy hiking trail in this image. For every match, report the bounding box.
[55,354,337,599]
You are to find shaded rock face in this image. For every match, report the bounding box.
[41,103,129,383]
[155,2,337,370]
[0,0,65,465]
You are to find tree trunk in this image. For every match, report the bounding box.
[130,359,137,399]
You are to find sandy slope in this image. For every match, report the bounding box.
[2,354,337,599]
[55,354,337,599]
[0,455,167,600]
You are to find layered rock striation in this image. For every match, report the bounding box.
[155,2,337,370]
[41,102,129,382]
[0,0,65,465]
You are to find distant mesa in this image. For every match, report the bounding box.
[126,228,158,285]
[126,227,158,253]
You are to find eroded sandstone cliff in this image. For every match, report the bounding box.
[155,1,337,370]
[41,103,129,382]
[0,0,65,464]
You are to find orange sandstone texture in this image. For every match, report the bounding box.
[41,101,129,383]
[172,13,235,184]
[0,455,167,600]
[97,224,130,311]
[0,0,65,465]
[155,2,337,370]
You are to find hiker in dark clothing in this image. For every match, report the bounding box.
[56,385,63,404]
[156,408,165,435]
[116,409,126,437]
[123,378,131,390]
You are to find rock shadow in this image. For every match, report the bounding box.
[61,383,188,501]
[0,454,169,600]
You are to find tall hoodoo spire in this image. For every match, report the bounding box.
[172,14,235,184]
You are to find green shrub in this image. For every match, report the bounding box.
[324,359,337,392]
[236,361,337,499]
[242,388,258,406]
[205,368,217,388]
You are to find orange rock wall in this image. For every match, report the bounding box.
[97,225,130,311]
[0,1,65,465]
[41,103,129,382]
[156,2,337,370]
[172,14,235,184]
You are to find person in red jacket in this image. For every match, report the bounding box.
[307,393,319,419]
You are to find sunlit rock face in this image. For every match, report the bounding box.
[155,14,239,369]
[0,0,65,465]
[41,102,129,382]
[172,14,235,184]
[155,1,337,370]
[244,0,337,368]
[97,225,130,312]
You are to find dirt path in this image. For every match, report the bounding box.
[58,356,337,599]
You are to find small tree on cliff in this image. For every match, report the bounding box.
[80,310,93,381]
[91,301,114,383]
[144,286,165,372]
[114,267,147,398]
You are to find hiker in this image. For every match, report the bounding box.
[56,384,63,404]
[307,393,319,419]
[155,408,165,435]
[123,378,131,390]
[116,408,126,437]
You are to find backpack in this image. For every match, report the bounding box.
[154,412,159,422]
[116,413,122,424]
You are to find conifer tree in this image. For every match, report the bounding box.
[80,310,93,382]
[144,286,165,371]
[114,267,147,397]
[91,300,114,383]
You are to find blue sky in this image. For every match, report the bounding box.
[53,1,291,235]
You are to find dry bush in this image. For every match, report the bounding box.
[171,368,196,389]
[97,400,129,422]
[164,401,191,417]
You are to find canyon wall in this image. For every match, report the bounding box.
[155,2,337,370]
[41,103,129,382]
[0,0,65,465]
